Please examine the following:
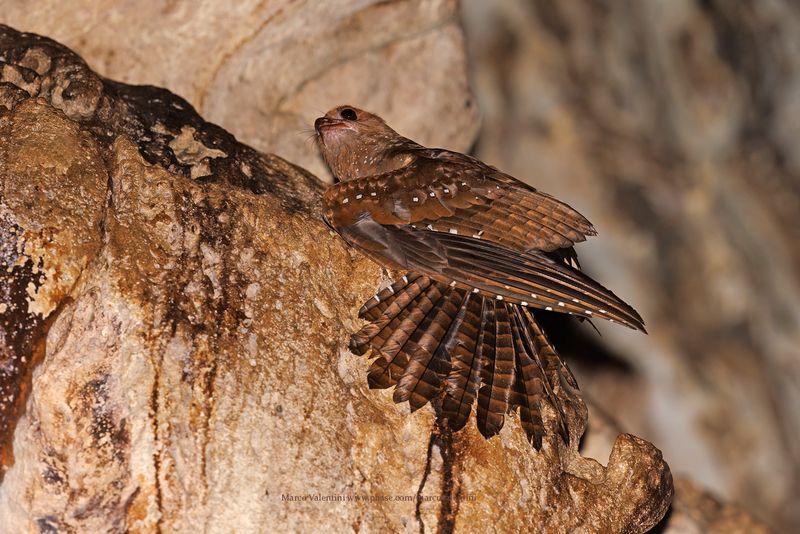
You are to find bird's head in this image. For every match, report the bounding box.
[315,105,416,181]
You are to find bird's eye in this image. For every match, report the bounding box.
[340,108,358,121]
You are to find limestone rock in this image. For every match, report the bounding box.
[0,25,672,532]
[663,478,773,534]
[583,400,773,534]
[1,0,480,181]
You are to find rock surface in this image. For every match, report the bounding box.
[1,0,480,181]
[462,0,800,530]
[0,25,672,533]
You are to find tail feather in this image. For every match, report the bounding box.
[476,302,516,439]
[514,308,570,444]
[441,295,484,431]
[358,273,425,321]
[366,282,444,388]
[394,287,468,410]
[509,310,546,449]
[352,274,581,449]
[524,307,579,390]
[350,274,431,354]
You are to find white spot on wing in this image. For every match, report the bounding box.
[496,295,503,300]
[449,228,458,234]
[342,198,349,204]
[355,194,363,199]
[545,306,553,311]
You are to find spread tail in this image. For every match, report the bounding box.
[351,273,579,449]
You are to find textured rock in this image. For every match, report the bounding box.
[462,0,800,530]
[1,0,480,181]
[584,402,773,534]
[663,478,773,534]
[0,25,671,532]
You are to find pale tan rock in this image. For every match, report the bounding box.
[584,401,774,534]
[0,26,672,532]
[663,478,773,534]
[1,0,480,181]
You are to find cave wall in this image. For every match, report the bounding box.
[462,0,800,531]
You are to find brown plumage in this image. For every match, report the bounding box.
[316,105,645,449]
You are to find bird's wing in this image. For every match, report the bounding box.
[323,151,596,254]
[330,213,645,331]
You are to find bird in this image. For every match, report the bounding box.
[315,105,645,450]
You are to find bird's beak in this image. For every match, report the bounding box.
[314,116,356,138]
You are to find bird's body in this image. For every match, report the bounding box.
[316,105,644,449]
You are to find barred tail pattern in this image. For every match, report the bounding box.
[352,273,578,449]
